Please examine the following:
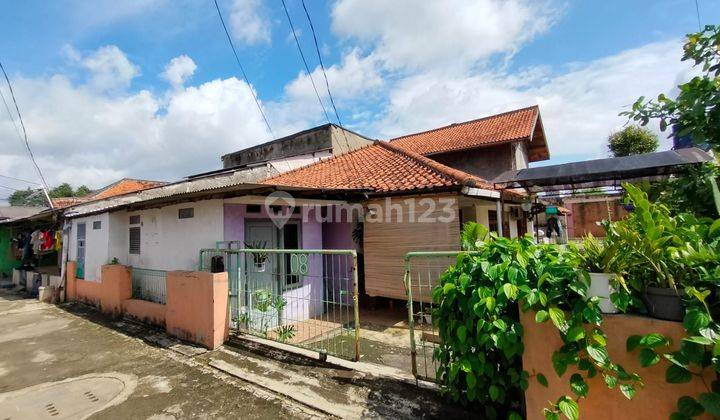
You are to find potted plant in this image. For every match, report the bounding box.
[577,234,626,314]
[605,184,716,321]
[244,241,269,272]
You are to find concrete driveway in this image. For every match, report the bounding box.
[0,291,312,419]
[0,290,469,419]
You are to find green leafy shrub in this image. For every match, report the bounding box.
[609,185,720,419]
[433,223,639,419]
[604,183,720,292]
[582,182,720,419]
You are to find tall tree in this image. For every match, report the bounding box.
[75,185,91,196]
[49,183,73,198]
[8,188,48,207]
[7,183,95,206]
[621,25,720,151]
[607,125,659,157]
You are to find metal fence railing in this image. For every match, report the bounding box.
[131,267,167,304]
[404,251,482,383]
[200,248,360,361]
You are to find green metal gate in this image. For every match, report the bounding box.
[403,251,482,383]
[200,248,360,361]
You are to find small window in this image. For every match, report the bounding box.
[178,208,194,219]
[488,210,498,234]
[92,221,102,230]
[129,215,141,225]
[246,204,261,213]
[129,227,141,254]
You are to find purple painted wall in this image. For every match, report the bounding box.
[224,204,326,321]
[322,218,355,305]
[223,204,245,242]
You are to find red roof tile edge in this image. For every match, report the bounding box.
[390,105,538,142]
[376,141,493,190]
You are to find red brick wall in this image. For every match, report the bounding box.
[568,199,627,238]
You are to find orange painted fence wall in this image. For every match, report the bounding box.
[521,310,715,419]
[66,260,228,349]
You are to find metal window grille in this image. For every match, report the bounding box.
[129,227,141,255]
[131,267,167,304]
[129,215,141,225]
[92,221,101,230]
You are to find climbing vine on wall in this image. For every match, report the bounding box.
[433,223,640,419]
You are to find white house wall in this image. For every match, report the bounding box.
[70,199,224,273]
[117,200,224,271]
[67,213,110,282]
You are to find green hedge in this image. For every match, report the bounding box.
[433,223,640,419]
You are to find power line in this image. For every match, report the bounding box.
[0,174,41,185]
[280,0,331,124]
[300,0,354,153]
[0,184,20,191]
[694,0,702,31]
[212,0,274,138]
[0,85,23,142]
[301,0,345,130]
[0,60,53,208]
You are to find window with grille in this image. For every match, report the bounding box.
[129,227,141,254]
[129,215,141,225]
[93,221,101,230]
[178,208,194,219]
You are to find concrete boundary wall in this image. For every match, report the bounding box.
[66,261,228,349]
[521,310,715,419]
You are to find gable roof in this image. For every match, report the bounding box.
[262,140,495,194]
[389,105,550,162]
[51,178,166,208]
[91,178,166,200]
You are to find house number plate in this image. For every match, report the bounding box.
[290,253,308,276]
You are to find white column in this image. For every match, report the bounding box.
[496,200,503,236]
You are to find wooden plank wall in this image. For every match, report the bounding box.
[363,194,460,300]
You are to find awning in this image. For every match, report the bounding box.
[493,147,712,192]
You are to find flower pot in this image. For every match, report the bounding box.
[253,261,267,272]
[587,272,619,314]
[643,286,684,321]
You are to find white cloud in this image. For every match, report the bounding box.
[75,45,141,91]
[229,0,271,45]
[331,0,561,73]
[0,46,310,190]
[377,40,694,161]
[285,49,383,102]
[161,55,197,88]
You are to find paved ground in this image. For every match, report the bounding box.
[0,290,470,419]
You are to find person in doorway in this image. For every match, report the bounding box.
[546,215,561,239]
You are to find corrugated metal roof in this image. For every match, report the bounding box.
[493,147,712,192]
[63,166,275,218]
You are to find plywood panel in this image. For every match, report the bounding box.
[363,194,460,300]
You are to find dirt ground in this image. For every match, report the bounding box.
[0,290,470,419]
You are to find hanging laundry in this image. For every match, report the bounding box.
[54,231,62,251]
[41,231,53,251]
[30,230,43,253]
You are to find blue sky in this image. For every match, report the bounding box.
[0,0,718,199]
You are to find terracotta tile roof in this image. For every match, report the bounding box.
[51,178,165,208]
[390,106,545,158]
[91,178,166,200]
[51,197,90,208]
[262,141,495,193]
